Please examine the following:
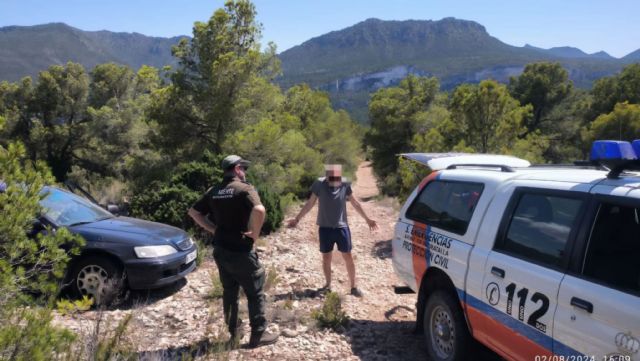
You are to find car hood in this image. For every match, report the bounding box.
[69,217,189,246]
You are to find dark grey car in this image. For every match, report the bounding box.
[37,186,197,301]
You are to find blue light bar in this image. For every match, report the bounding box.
[590,140,637,161]
[633,140,640,157]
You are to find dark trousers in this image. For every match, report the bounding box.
[212,247,266,334]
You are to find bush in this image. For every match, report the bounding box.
[0,115,83,359]
[207,270,224,300]
[130,183,200,230]
[130,152,284,236]
[263,267,279,292]
[256,185,283,235]
[0,307,77,360]
[56,296,94,317]
[129,152,223,231]
[311,292,349,330]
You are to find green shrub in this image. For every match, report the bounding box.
[256,185,283,235]
[311,292,349,330]
[0,307,77,361]
[91,313,134,361]
[207,271,224,300]
[0,115,83,359]
[263,267,279,292]
[56,296,94,317]
[130,183,200,229]
[130,152,284,236]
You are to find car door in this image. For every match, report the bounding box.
[554,193,640,360]
[480,185,588,361]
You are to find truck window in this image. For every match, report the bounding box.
[497,193,583,267]
[405,180,483,235]
[583,202,640,295]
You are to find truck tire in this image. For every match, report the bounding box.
[70,256,124,306]
[423,290,471,361]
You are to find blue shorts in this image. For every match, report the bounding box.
[319,227,352,253]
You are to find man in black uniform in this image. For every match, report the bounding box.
[188,155,278,348]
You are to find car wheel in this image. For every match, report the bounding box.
[70,256,123,306]
[423,290,471,361]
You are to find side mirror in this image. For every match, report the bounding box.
[107,204,121,215]
[28,219,46,237]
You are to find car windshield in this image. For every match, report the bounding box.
[40,187,113,226]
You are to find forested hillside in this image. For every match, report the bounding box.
[365,62,640,197]
[0,23,183,82]
[278,18,634,121]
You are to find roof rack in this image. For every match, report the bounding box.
[400,153,530,170]
[446,164,515,172]
[528,161,607,170]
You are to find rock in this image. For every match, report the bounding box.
[281,328,298,338]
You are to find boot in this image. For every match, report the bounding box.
[248,329,279,348]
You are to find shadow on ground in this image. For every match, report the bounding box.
[371,239,392,259]
[108,278,188,310]
[137,338,235,360]
[343,305,503,361]
[273,287,330,302]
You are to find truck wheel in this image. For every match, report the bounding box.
[70,256,124,306]
[423,290,471,361]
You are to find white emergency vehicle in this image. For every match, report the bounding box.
[392,140,640,361]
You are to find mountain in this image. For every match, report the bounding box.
[623,49,640,61]
[279,18,546,88]
[278,18,631,121]
[0,23,184,81]
[524,44,613,60]
[1,20,637,123]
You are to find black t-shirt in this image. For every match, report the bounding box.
[192,176,262,251]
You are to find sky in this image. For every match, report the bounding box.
[0,0,638,58]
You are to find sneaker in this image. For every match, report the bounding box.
[317,285,332,295]
[248,330,279,348]
[350,287,364,297]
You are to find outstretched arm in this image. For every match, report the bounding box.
[188,208,217,234]
[287,194,318,228]
[348,196,379,231]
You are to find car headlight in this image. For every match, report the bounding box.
[134,245,177,258]
[176,236,194,250]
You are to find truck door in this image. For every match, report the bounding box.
[554,193,640,359]
[479,187,588,360]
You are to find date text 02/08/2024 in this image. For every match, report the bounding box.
[534,356,632,361]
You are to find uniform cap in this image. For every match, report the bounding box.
[221,155,251,170]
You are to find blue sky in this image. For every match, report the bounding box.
[0,0,638,58]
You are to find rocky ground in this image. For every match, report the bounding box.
[54,162,499,360]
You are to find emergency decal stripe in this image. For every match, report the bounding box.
[457,289,583,358]
[418,170,439,191]
[411,171,440,287]
[411,222,428,288]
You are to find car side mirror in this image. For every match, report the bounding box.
[29,219,46,237]
[107,204,121,215]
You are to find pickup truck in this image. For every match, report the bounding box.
[392,141,640,361]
